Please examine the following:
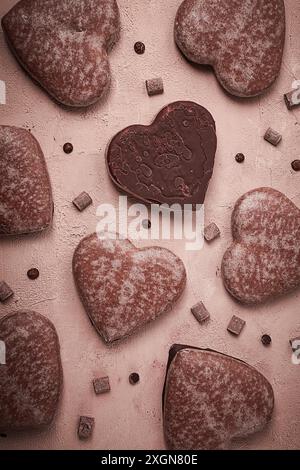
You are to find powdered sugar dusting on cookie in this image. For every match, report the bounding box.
[222,188,300,304]
[0,126,53,236]
[2,0,120,107]
[72,234,186,343]
[164,348,274,450]
[0,311,62,431]
[174,0,285,97]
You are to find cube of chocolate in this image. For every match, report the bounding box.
[191,301,210,323]
[78,416,95,440]
[0,281,14,302]
[204,222,220,242]
[72,191,92,212]
[264,127,282,146]
[284,89,300,110]
[290,337,300,352]
[227,315,246,336]
[146,77,164,96]
[93,376,110,395]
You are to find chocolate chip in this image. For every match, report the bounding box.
[0,281,14,303]
[93,376,110,395]
[27,268,39,280]
[146,77,164,96]
[204,222,220,242]
[142,219,151,229]
[261,334,272,346]
[227,315,246,336]
[78,416,95,440]
[129,373,140,385]
[0,434,7,438]
[284,89,300,110]
[134,41,145,55]
[72,191,93,212]
[291,160,300,172]
[235,153,245,163]
[63,142,73,154]
[191,301,210,323]
[264,128,282,146]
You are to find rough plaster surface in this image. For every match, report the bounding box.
[0,0,299,450]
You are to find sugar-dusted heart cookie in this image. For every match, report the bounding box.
[222,188,300,304]
[0,311,62,432]
[73,234,186,343]
[106,101,217,206]
[163,345,274,450]
[0,126,53,236]
[174,0,285,97]
[2,0,120,107]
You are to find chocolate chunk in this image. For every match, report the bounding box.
[142,219,151,229]
[284,88,300,110]
[204,222,220,242]
[106,101,217,207]
[289,337,300,351]
[78,416,95,440]
[235,153,245,163]
[93,376,110,395]
[0,281,13,302]
[146,77,164,96]
[191,301,210,323]
[291,160,300,172]
[63,143,73,154]
[227,315,246,336]
[129,373,140,385]
[261,334,272,346]
[72,192,92,212]
[134,41,145,55]
[27,268,39,280]
[264,127,282,146]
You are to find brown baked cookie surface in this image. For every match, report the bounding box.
[1,0,120,107]
[174,0,285,97]
[106,101,217,207]
[163,345,274,450]
[222,188,300,304]
[0,311,62,432]
[0,126,53,236]
[73,234,186,343]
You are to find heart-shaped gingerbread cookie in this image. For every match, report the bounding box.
[222,188,300,304]
[106,101,217,206]
[174,0,285,97]
[0,311,62,432]
[163,345,274,450]
[0,126,53,236]
[73,234,186,343]
[2,0,120,107]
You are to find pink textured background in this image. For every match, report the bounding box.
[0,0,300,450]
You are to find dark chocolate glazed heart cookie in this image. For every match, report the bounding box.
[106,101,217,206]
[73,234,186,343]
[222,188,300,304]
[174,0,285,97]
[163,345,274,450]
[0,126,53,236]
[2,0,120,107]
[0,311,62,432]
